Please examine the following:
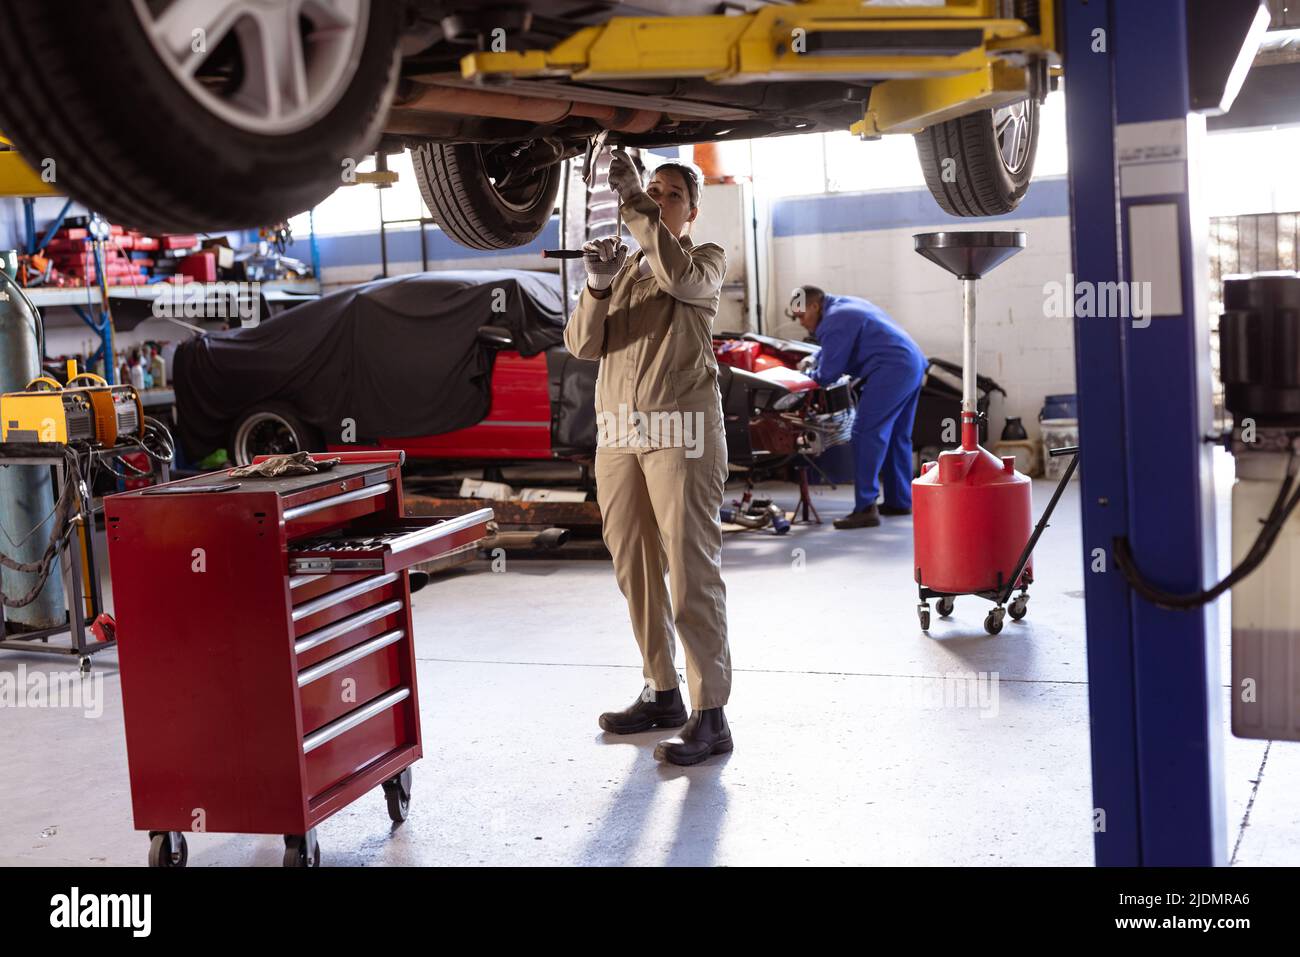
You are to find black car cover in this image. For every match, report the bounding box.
[173,270,565,459]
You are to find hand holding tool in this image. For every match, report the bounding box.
[582,236,627,290]
[544,131,628,259]
[606,147,643,202]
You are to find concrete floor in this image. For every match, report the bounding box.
[2,450,1298,866]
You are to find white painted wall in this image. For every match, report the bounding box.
[765,214,1076,444]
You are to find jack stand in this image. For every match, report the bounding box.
[792,461,821,525]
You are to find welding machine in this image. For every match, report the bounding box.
[910,232,1079,636]
[1,366,143,446]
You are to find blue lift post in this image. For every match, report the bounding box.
[1065,0,1228,865]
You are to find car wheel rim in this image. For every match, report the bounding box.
[992,100,1032,175]
[234,412,301,464]
[476,143,553,213]
[130,0,370,135]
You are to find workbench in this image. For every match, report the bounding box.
[105,450,492,866]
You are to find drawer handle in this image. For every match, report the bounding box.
[283,482,393,522]
[289,573,324,591]
[389,507,495,554]
[295,600,403,656]
[291,572,399,622]
[303,687,410,754]
[298,629,404,688]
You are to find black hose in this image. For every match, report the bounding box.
[1113,453,1300,611]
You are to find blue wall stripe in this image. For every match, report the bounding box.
[771,175,1069,237]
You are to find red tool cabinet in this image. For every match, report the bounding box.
[105,451,492,867]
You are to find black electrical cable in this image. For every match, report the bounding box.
[105,456,149,478]
[1113,453,1300,611]
[138,416,176,464]
[85,447,134,486]
[84,418,176,483]
[109,417,176,473]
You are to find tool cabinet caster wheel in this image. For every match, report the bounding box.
[78,656,91,675]
[1009,596,1028,621]
[984,609,1005,635]
[382,768,413,824]
[936,597,955,618]
[917,603,931,631]
[147,832,187,867]
[283,834,320,868]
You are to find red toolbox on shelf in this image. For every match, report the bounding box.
[105,451,492,867]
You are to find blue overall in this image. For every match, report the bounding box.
[811,294,926,512]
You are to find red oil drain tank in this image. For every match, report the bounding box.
[910,230,1037,635]
[913,445,1033,595]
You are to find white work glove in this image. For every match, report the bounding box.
[606,148,643,202]
[797,354,817,374]
[583,236,628,291]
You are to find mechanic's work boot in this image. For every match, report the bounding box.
[599,685,688,734]
[654,708,733,766]
[833,506,881,529]
[879,505,912,516]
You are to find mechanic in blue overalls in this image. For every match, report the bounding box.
[791,286,927,529]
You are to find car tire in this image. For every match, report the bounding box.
[0,0,402,233]
[230,403,323,467]
[914,99,1040,217]
[412,142,562,250]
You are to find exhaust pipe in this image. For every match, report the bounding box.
[399,84,662,134]
[483,527,573,551]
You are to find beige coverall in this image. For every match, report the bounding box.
[563,190,732,709]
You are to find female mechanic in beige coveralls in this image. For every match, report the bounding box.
[563,150,733,766]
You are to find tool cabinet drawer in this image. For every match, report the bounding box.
[298,630,405,735]
[286,508,493,575]
[294,595,407,669]
[290,571,380,605]
[282,476,397,539]
[291,571,403,638]
[303,687,413,799]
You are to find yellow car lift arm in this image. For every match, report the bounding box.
[0,133,58,197]
[460,0,1060,137]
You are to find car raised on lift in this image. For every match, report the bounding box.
[0,1,1057,244]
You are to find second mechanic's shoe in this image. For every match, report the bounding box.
[833,506,881,529]
[654,708,733,766]
[599,684,688,734]
[878,505,912,516]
